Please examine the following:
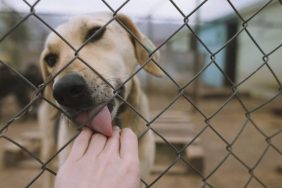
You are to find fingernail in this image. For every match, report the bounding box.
[113,126,120,130]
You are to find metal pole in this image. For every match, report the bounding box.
[191,0,201,112]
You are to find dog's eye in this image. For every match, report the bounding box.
[44,53,58,67]
[85,27,106,43]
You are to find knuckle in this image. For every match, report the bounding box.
[124,159,140,175]
[124,156,139,169]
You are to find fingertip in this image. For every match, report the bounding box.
[113,125,120,130]
[122,128,137,140]
[102,126,120,154]
[67,127,93,161]
[81,127,93,135]
[110,126,121,138]
[77,127,93,141]
[113,126,121,132]
[120,128,138,159]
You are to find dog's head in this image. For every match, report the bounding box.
[40,13,161,136]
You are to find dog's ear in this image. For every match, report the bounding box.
[116,14,163,77]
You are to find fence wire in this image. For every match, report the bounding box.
[0,0,281,188]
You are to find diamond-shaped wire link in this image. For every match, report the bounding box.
[0,0,281,187]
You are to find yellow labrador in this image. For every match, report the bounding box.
[38,13,162,187]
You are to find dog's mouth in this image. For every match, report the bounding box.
[74,105,112,136]
[72,101,117,137]
[52,72,125,137]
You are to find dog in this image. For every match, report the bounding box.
[38,13,162,188]
[0,63,42,119]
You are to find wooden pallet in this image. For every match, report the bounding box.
[151,111,204,174]
[1,130,41,168]
[1,112,205,175]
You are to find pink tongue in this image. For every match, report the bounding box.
[75,106,113,137]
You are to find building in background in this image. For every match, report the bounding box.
[197,18,238,88]
[192,1,282,99]
[1,0,281,99]
[235,1,282,98]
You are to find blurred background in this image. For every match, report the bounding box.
[0,0,281,187]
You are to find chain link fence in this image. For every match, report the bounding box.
[0,0,282,187]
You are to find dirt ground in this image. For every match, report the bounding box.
[0,93,281,188]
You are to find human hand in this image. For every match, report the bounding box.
[54,127,140,188]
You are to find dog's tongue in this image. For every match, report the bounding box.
[75,106,113,137]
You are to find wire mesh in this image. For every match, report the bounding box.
[0,0,281,188]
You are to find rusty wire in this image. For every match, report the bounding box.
[0,0,281,188]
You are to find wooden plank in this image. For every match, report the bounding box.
[3,140,27,167]
[4,139,29,153]
[152,110,190,117]
[153,143,204,174]
[152,164,188,174]
[153,123,194,134]
[151,111,191,122]
[155,135,200,144]
[151,111,193,129]
[17,159,40,169]
[151,110,205,175]
[152,110,197,144]
[185,145,205,174]
[3,139,40,167]
[21,131,41,142]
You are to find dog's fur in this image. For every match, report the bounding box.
[0,64,42,119]
[38,13,162,188]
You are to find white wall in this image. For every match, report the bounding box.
[236,3,282,98]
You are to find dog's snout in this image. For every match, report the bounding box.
[53,73,92,109]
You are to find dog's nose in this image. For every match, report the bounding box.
[53,73,92,109]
